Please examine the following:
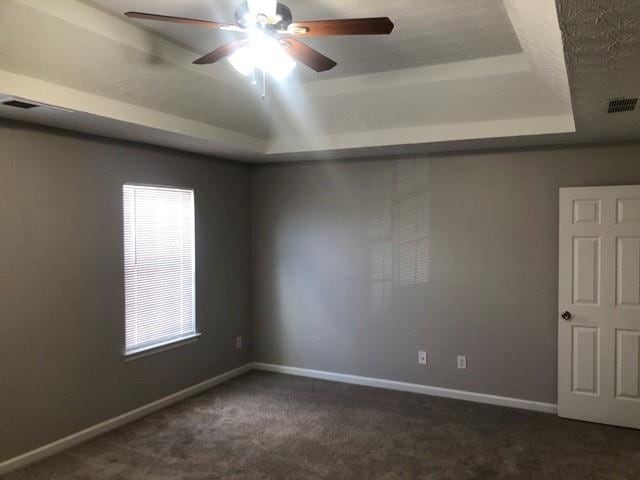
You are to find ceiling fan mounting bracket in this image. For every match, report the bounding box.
[234,1,293,31]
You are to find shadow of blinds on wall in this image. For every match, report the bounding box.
[123,184,196,356]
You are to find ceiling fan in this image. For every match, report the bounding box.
[125,0,394,83]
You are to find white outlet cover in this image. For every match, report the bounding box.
[457,355,467,369]
[236,336,242,349]
[418,351,427,365]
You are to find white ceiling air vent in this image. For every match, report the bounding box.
[608,98,637,114]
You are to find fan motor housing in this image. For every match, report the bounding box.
[235,1,293,30]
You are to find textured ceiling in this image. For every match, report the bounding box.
[557,0,640,143]
[85,0,522,81]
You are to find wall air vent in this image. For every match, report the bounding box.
[608,98,637,114]
[0,96,76,113]
[2,99,39,109]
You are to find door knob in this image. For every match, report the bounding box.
[561,311,572,321]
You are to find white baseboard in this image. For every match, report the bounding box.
[1,361,557,475]
[253,362,558,414]
[0,363,252,476]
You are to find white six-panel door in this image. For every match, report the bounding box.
[559,186,640,428]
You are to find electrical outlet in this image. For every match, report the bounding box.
[236,336,242,349]
[457,355,467,370]
[418,351,428,365]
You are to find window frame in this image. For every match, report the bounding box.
[121,182,199,361]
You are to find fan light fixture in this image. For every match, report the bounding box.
[228,0,295,81]
[124,4,394,94]
[228,29,296,80]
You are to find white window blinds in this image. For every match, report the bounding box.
[123,184,196,355]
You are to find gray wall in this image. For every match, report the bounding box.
[251,145,640,404]
[4,118,640,463]
[0,121,252,462]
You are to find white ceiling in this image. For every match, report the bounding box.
[87,0,523,81]
[2,0,620,162]
[0,3,270,138]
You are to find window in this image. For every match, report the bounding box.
[123,184,197,356]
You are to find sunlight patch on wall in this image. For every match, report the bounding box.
[368,158,431,312]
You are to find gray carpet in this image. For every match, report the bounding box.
[4,371,640,479]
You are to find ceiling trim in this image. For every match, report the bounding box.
[301,54,531,97]
[503,0,573,106]
[267,114,576,155]
[0,0,581,162]
[0,69,266,155]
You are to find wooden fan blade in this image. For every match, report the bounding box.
[287,17,394,36]
[194,40,248,65]
[281,39,337,72]
[125,12,244,32]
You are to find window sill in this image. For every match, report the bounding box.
[124,333,202,362]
